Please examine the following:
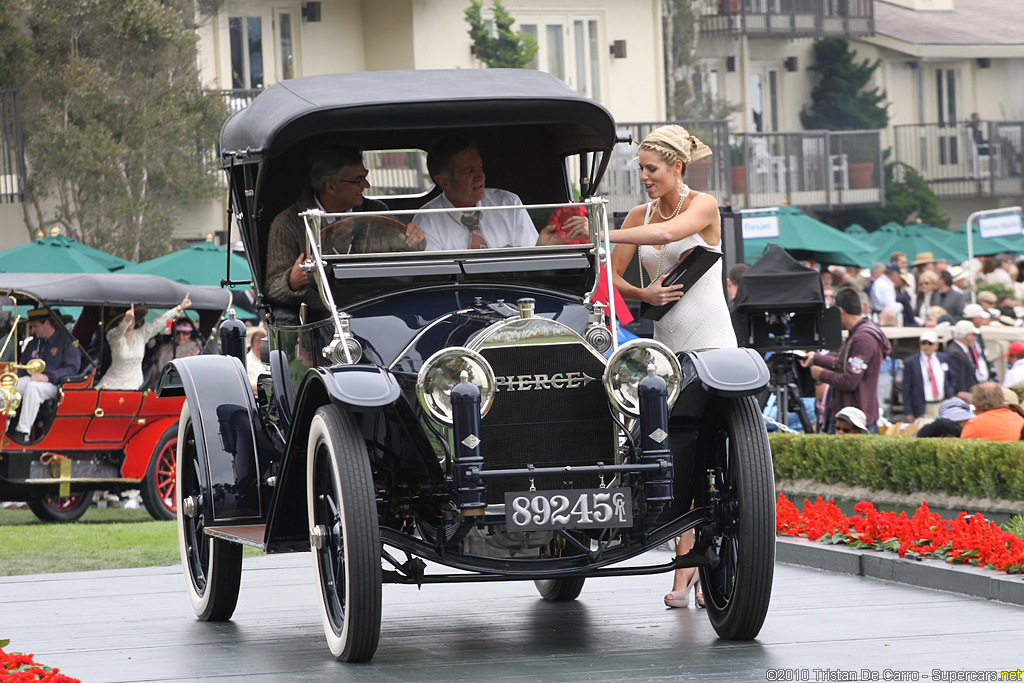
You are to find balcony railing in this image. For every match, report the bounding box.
[602,123,883,214]
[893,121,1024,200]
[1,89,26,204]
[220,89,261,114]
[700,0,874,39]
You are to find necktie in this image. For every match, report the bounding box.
[461,211,487,249]
[926,356,939,400]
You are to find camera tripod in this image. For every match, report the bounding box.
[764,352,815,433]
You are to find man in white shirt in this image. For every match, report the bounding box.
[1002,341,1024,389]
[868,262,901,319]
[414,137,576,251]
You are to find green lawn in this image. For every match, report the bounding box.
[0,506,259,576]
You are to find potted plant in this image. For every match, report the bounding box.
[729,142,746,195]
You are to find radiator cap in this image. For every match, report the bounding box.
[517,298,535,319]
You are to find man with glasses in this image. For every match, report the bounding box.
[265,145,426,321]
[901,329,955,421]
[833,407,869,435]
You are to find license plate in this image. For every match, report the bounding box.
[504,488,633,531]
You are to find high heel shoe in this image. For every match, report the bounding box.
[663,571,700,608]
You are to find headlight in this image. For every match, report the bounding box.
[416,347,495,426]
[602,339,681,417]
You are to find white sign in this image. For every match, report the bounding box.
[978,212,1023,239]
[742,214,780,240]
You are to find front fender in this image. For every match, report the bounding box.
[158,355,268,524]
[681,347,770,397]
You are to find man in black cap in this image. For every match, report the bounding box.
[12,307,82,442]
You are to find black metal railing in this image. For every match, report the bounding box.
[892,120,1024,200]
[700,0,874,39]
[601,123,883,213]
[730,129,883,209]
[0,89,26,204]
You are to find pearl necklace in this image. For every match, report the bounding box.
[655,183,690,221]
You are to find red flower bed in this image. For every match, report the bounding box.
[1,641,79,683]
[776,494,1024,574]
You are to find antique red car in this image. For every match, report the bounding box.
[0,272,232,522]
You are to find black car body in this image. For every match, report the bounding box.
[159,69,775,662]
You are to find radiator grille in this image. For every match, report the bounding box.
[480,343,615,504]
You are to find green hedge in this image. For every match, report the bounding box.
[769,434,1024,500]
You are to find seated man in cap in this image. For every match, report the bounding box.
[868,262,903,321]
[11,307,82,443]
[833,406,870,435]
[945,319,986,395]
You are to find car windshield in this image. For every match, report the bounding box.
[301,200,603,259]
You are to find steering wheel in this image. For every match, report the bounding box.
[320,215,410,255]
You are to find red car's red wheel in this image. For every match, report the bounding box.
[143,424,178,521]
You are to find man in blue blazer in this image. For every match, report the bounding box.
[902,329,956,420]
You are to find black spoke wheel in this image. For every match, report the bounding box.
[176,403,242,621]
[307,404,382,662]
[697,396,774,640]
[143,424,178,521]
[27,490,95,523]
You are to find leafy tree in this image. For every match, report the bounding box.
[3,0,226,261]
[663,0,740,120]
[816,161,950,231]
[465,0,537,69]
[801,38,888,131]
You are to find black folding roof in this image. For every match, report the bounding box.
[0,273,232,310]
[219,69,619,162]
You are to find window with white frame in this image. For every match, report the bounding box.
[227,6,301,90]
[516,12,605,101]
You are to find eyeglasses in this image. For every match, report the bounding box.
[334,174,369,186]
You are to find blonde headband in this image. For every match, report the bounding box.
[640,127,713,166]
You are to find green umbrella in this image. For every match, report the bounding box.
[123,240,253,287]
[859,222,963,265]
[0,234,119,273]
[122,240,255,319]
[743,205,875,267]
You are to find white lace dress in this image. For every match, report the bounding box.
[638,204,737,353]
[100,308,178,390]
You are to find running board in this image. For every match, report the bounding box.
[205,524,268,549]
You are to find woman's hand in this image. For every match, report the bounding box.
[124,304,135,327]
[179,293,192,312]
[643,275,684,306]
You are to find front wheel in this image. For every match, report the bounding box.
[307,404,382,662]
[143,424,178,521]
[697,395,775,640]
[176,402,242,621]
[27,490,95,523]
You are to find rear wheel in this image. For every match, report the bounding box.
[307,404,382,662]
[143,424,177,521]
[176,403,242,621]
[534,577,586,601]
[27,490,94,523]
[697,396,775,641]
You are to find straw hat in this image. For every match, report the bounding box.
[912,251,936,267]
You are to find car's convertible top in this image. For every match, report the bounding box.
[0,273,232,310]
[220,69,619,162]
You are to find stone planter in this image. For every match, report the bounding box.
[731,166,746,195]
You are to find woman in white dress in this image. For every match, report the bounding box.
[605,125,737,610]
[100,294,191,390]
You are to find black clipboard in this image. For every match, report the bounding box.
[639,246,723,321]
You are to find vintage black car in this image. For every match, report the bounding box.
[159,69,775,662]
